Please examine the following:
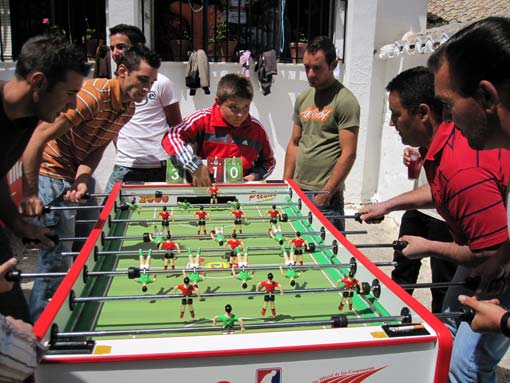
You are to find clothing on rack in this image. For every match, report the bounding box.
[239,50,254,78]
[255,49,277,95]
[185,49,211,96]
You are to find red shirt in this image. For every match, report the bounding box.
[226,239,242,249]
[209,186,219,195]
[162,241,176,251]
[195,211,208,219]
[424,122,510,250]
[162,104,275,179]
[340,277,358,290]
[159,211,170,220]
[177,284,196,297]
[291,238,305,248]
[261,280,280,293]
[267,209,279,218]
[231,210,244,219]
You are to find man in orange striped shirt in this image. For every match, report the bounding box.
[21,44,160,320]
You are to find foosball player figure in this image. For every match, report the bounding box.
[279,248,300,287]
[209,183,220,204]
[127,197,141,214]
[230,205,246,235]
[178,199,192,213]
[256,272,283,317]
[210,226,226,246]
[225,233,245,268]
[228,198,241,210]
[159,235,180,270]
[195,205,210,235]
[148,227,165,248]
[137,249,156,292]
[267,204,281,231]
[212,304,245,334]
[232,248,254,289]
[158,206,174,236]
[335,270,363,311]
[173,277,200,319]
[288,232,309,266]
[184,248,206,286]
[269,224,285,245]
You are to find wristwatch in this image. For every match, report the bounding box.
[500,311,510,337]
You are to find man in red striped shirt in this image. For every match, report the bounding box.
[22,45,161,321]
[162,73,275,186]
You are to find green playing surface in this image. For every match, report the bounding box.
[67,200,390,337]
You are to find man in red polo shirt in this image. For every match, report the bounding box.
[358,64,510,382]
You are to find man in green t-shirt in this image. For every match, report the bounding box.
[212,304,245,333]
[283,36,360,232]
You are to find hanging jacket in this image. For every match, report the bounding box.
[239,50,254,78]
[255,49,277,96]
[185,49,211,95]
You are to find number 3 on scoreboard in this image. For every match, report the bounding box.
[225,157,243,183]
[166,159,184,184]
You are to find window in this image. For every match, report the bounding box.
[153,0,335,62]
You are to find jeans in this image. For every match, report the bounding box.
[105,164,167,194]
[442,265,510,383]
[308,190,345,232]
[392,210,457,313]
[29,176,76,321]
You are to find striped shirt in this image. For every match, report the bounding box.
[161,104,275,180]
[40,78,135,181]
[424,121,510,251]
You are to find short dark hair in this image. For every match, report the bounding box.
[118,44,161,71]
[15,34,90,90]
[429,17,510,97]
[386,66,443,121]
[305,36,337,65]
[216,73,253,103]
[109,24,146,46]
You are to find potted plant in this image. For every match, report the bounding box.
[83,18,98,59]
[208,21,238,62]
[289,32,308,63]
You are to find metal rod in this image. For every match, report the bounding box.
[73,286,358,303]
[400,281,467,290]
[58,230,327,242]
[54,314,407,338]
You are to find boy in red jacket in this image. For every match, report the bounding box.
[162,73,275,186]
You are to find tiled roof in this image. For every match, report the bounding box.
[428,0,510,26]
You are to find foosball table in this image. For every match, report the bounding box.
[29,180,456,383]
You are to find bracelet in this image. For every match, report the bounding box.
[500,311,510,337]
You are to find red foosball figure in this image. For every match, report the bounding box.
[256,272,284,317]
[173,277,201,319]
[267,204,281,230]
[288,232,309,266]
[158,206,174,236]
[225,233,245,268]
[194,205,210,235]
[335,270,363,311]
[230,206,246,234]
[158,235,180,270]
[209,183,220,204]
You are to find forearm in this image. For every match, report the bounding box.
[322,151,356,193]
[283,142,298,179]
[76,146,108,185]
[426,241,496,265]
[382,184,434,212]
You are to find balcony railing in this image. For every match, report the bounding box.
[153,0,334,63]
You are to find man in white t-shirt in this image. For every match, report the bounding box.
[105,24,182,192]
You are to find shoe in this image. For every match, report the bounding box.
[261,308,266,316]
